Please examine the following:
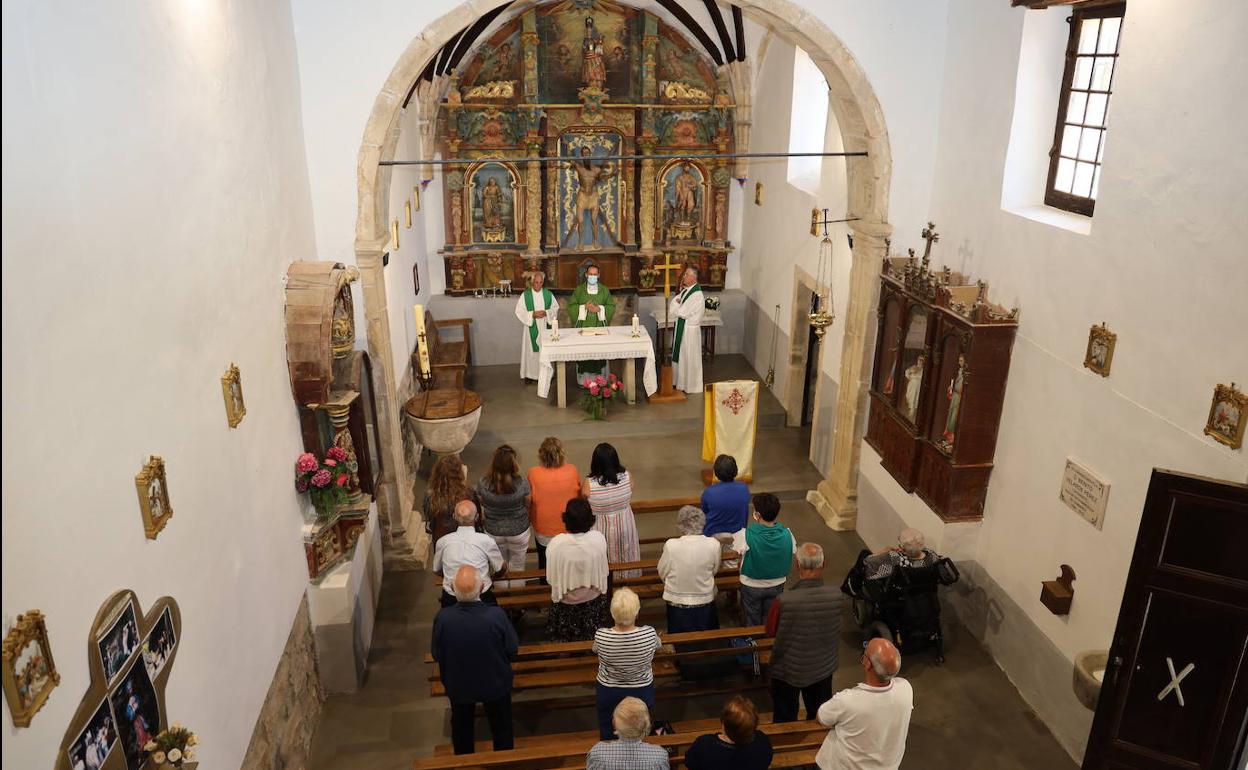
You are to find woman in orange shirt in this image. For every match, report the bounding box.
[527,437,582,571]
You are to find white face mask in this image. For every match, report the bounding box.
[587,274,599,286]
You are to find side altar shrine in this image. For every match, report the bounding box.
[435,0,738,296]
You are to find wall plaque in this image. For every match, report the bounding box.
[1060,457,1110,529]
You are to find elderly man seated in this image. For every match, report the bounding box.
[586,697,670,770]
[657,505,722,633]
[863,527,942,581]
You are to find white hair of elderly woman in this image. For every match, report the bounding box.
[675,505,706,536]
[795,542,824,570]
[612,696,652,740]
[898,527,925,557]
[610,586,641,626]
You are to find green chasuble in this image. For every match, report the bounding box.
[671,283,702,364]
[566,282,616,376]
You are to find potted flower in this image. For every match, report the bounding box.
[579,373,620,420]
[143,723,197,768]
[295,447,350,519]
[704,295,720,311]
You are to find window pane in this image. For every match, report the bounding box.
[1078,128,1101,161]
[1067,91,1089,124]
[1092,58,1115,91]
[1078,19,1101,54]
[1072,57,1093,90]
[1055,157,1075,193]
[1091,166,1101,200]
[1098,18,1122,54]
[1085,93,1108,127]
[1062,125,1082,157]
[1073,161,1095,197]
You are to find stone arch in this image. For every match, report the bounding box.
[357,0,893,551]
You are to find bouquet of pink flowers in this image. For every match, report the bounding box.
[295,447,350,518]
[579,373,620,420]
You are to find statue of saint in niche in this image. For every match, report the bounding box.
[581,17,606,90]
[941,354,966,446]
[562,146,617,249]
[481,177,504,230]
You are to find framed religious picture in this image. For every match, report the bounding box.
[221,363,246,428]
[135,456,173,539]
[1204,382,1247,449]
[3,610,60,727]
[754,182,764,206]
[412,262,421,296]
[1083,322,1116,377]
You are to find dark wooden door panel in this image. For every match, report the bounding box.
[1084,469,1248,770]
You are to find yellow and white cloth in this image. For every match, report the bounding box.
[701,380,760,480]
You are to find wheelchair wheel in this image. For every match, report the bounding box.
[866,621,892,643]
[851,599,874,628]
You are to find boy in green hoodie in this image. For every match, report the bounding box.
[732,493,797,625]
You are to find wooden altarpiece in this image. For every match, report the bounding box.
[865,248,1020,521]
[283,261,382,580]
[437,1,736,295]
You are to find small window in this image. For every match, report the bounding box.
[1046,2,1125,216]
[787,47,828,196]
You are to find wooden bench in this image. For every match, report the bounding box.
[412,715,825,770]
[426,626,769,698]
[413,310,472,384]
[435,553,740,594]
[523,497,701,554]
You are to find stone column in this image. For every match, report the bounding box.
[808,219,892,531]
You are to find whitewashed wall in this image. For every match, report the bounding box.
[1,2,317,768]
[858,0,1248,761]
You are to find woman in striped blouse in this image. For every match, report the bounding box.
[592,588,662,739]
[583,443,641,579]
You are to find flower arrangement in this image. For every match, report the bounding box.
[143,723,197,767]
[704,295,720,311]
[295,447,350,518]
[579,373,620,420]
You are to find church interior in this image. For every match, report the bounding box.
[3,1,1247,769]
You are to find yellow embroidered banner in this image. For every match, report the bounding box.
[701,380,760,480]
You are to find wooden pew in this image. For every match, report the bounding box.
[434,553,740,593]
[412,716,825,770]
[425,626,769,697]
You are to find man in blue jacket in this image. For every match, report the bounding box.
[432,565,519,754]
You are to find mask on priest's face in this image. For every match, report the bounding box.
[587,274,599,286]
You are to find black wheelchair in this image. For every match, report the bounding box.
[840,549,959,664]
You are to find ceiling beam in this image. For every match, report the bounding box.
[732,5,746,61]
[655,0,724,66]
[446,1,514,74]
[701,0,737,63]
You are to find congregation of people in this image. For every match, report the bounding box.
[427,438,920,769]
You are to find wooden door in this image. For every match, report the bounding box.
[1083,469,1248,770]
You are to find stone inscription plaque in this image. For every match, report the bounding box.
[1060,457,1110,530]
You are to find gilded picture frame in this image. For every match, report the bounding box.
[1083,322,1116,377]
[135,456,173,539]
[221,363,246,428]
[1204,382,1246,450]
[3,610,60,727]
[754,182,764,206]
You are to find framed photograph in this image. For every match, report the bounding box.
[141,607,177,681]
[1083,322,1116,377]
[3,610,60,727]
[66,698,117,770]
[221,363,246,428]
[1204,382,1247,450]
[135,455,173,539]
[108,658,161,770]
[96,599,140,684]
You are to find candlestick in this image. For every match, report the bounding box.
[631,313,640,337]
[413,305,432,377]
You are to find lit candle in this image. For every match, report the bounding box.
[413,305,432,377]
[632,313,639,335]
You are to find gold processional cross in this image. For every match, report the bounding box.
[654,253,685,363]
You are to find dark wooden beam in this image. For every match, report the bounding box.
[435,28,464,76]
[446,1,514,73]
[732,5,746,61]
[655,0,723,66]
[701,0,736,63]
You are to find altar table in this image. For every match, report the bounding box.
[650,309,723,362]
[537,326,659,408]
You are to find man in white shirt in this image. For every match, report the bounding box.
[815,638,913,770]
[432,500,506,608]
[657,505,722,632]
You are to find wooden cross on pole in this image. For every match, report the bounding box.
[654,253,685,363]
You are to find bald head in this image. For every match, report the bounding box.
[864,638,901,683]
[454,499,478,527]
[452,565,483,602]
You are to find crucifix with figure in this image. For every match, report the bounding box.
[650,252,688,403]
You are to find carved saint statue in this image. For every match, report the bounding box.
[481,177,504,229]
[902,354,925,422]
[674,165,698,222]
[581,17,606,90]
[942,354,966,446]
[562,146,616,249]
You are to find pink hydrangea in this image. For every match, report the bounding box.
[296,453,318,473]
[612,381,620,391]
[609,373,617,383]
[310,469,332,488]
[296,478,309,492]
[589,384,600,396]
[596,376,607,386]
[325,458,338,468]
[327,446,348,463]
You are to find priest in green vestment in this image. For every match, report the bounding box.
[566,263,616,380]
[515,270,559,382]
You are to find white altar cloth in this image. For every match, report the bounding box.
[537,326,658,407]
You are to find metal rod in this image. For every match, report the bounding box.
[380,150,868,167]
